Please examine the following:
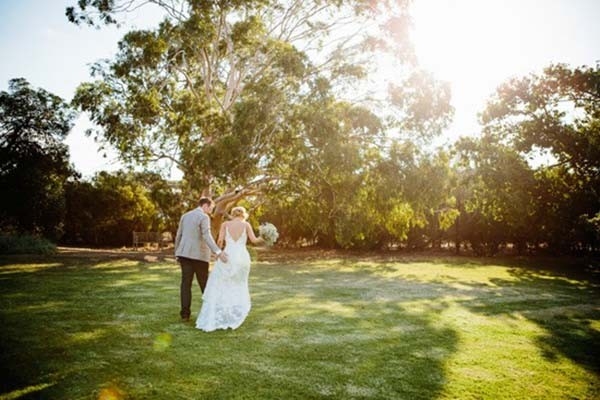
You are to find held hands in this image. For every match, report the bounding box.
[218,251,228,263]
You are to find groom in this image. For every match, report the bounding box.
[175,197,228,322]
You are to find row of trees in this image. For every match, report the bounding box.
[1,0,598,254]
[2,63,598,254]
[0,78,181,246]
[261,62,600,255]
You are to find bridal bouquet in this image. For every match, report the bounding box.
[259,222,279,246]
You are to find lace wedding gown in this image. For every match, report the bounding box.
[196,227,251,332]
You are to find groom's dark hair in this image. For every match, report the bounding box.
[198,197,214,207]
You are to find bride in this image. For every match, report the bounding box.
[196,206,263,332]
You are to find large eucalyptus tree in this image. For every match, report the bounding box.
[68,1,451,220]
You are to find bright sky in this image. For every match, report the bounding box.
[1,0,599,178]
[411,0,600,145]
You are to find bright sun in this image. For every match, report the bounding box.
[406,0,574,138]
[411,1,516,89]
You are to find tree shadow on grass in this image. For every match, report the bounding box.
[0,255,181,399]
[5,251,597,398]
[458,265,600,375]
[0,254,460,400]
[433,255,600,284]
[175,267,459,399]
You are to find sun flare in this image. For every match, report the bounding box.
[405,0,576,138]
[411,1,519,88]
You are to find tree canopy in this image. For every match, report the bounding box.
[0,78,76,239]
[35,3,594,254]
[68,1,451,218]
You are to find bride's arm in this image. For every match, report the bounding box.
[217,222,226,248]
[246,222,264,244]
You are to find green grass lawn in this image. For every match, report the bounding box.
[0,250,598,399]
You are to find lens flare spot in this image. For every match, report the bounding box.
[153,332,173,351]
[98,385,124,400]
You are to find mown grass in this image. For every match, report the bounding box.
[0,251,598,399]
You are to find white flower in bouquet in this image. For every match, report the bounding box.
[259,222,279,246]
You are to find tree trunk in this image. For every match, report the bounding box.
[209,180,269,237]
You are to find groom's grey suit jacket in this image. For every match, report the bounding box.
[174,208,221,262]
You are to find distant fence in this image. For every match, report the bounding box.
[132,232,169,250]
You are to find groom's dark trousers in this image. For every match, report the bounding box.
[178,257,209,319]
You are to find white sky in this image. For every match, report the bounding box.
[1,0,599,178]
[411,0,600,144]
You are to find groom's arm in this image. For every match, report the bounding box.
[199,215,222,255]
[174,215,184,254]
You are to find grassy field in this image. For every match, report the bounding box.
[0,249,598,399]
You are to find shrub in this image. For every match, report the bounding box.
[0,234,57,255]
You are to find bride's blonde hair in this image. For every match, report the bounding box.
[230,206,249,220]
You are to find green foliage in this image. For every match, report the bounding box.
[389,70,454,140]
[0,78,76,240]
[261,135,458,250]
[0,234,56,255]
[481,63,600,179]
[62,171,171,246]
[529,166,599,254]
[261,90,387,248]
[477,63,600,254]
[385,201,414,241]
[68,0,451,197]
[63,2,597,255]
[367,142,458,250]
[71,1,314,190]
[66,0,118,26]
[452,136,537,255]
[136,172,186,235]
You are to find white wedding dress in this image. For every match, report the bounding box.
[196,227,251,332]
